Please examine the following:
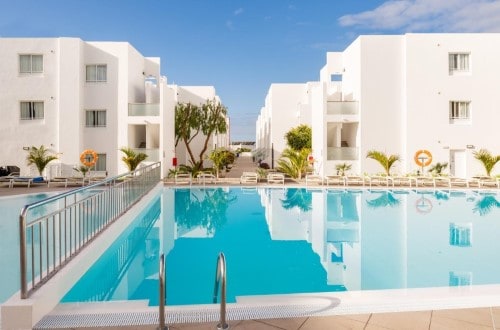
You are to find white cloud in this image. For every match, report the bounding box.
[234,8,244,16]
[338,0,500,32]
[226,20,234,30]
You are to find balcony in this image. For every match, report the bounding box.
[327,147,359,161]
[128,103,159,116]
[327,101,359,115]
[132,148,160,162]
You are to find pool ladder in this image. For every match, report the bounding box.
[159,253,168,330]
[213,252,229,329]
[158,252,228,330]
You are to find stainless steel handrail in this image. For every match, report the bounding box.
[159,253,168,330]
[213,252,228,330]
[19,162,161,298]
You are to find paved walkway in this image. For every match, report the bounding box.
[225,154,260,179]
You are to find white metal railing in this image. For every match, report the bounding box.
[19,162,161,298]
[128,103,160,116]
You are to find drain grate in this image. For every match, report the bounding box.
[34,303,330,329]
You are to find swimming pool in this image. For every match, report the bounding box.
[0,193,56,304]
[61,187,500,307]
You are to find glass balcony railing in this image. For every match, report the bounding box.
[132,148,160,162]
[128,103,160,116]
[327,147,359,161]
[327,101,359,115]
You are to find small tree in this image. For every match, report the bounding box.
[207,148,235,178]
[366,150,400,176]
[473,149,500,176]
[119,147,148,171]
[428,162,448,176]
[277,148,311,179]
[175,99,228,170]
[285,125,312,151]
[26,145,58,176]
[335,163,352,176]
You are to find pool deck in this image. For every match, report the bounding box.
[124,308,500,329]
[2,157,500,329]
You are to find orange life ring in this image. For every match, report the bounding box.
[414,150,432,167]
[80,149,98,167]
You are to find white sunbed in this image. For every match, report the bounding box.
[325,175,345,186]
[344,175,365,186]
[197,172,217,184]
[469,176,500,189]
[391,175,416,187]
[449,177,469,188]
[174,173,192,185]
[48,176,86,188]
[365,175,393,187]
[240,172,258,184]
[414,176,436,188]
[305,174,323,186]
[267,173,285,185]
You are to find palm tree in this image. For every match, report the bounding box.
[335,162,352,176]
[207,148,235,178]
[366,150,400,176]
[276,148,310,179]
[428,162,448,176]
[473,149,500,177]
[26,145,58,176]
[119,147,148,171]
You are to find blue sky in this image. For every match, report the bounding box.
[2,0,500,141]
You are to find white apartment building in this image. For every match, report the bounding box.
[257,33,500,178]
[255,83,311,168]
[0,37,228,178]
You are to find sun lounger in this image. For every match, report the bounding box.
[365,175,393,187]
[175,173,192,185]
[449,177,469,188]
[0,176,16,188]
[10,176,44,188]
[267,173,285,185]
[432,176,451,188]
[345,175,364,186]
[305,174,323,186]
[240,172,258,184]
[414,176,435,188]
[48,176,86,188]
[325,175,345,186]
[390,175,416,187]
[469,176,500,188]
[197,172,216,184]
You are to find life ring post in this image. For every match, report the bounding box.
[414,150,432,173]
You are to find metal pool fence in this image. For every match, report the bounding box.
[19,162,161,298]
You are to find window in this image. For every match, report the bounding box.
[20,101,44,120]
[449,53,470,74]
[94,153,106,171]
[449,101,470,121]
[86,64,107,82]
[19,54,43,73]
[85,110,106,127]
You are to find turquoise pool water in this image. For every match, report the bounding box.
[0,193,55,304]
[62,187,500,306]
